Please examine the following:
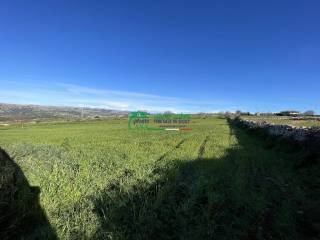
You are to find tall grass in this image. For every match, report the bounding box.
[0,118,319,239]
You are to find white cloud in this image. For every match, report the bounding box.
[0,81,232,113]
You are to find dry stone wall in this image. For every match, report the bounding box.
[233,118,320,153]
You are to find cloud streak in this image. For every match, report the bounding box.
[0,81,232,113]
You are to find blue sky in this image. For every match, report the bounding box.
[0,0,319,113]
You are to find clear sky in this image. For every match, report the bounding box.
[0,0,319,113]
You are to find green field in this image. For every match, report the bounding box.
[241,115,320,127]
[0,117,319,239]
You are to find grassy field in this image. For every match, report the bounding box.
[0,117,319,239]
[241,115,320,127]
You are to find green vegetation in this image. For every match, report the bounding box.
[0,117,319,239]
[241,115,320,127]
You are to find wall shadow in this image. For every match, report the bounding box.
[91,123,320,240]
[0,148,57,240]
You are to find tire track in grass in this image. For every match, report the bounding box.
[150,135,207,199]
[152,134,208,176]
[157,138,187,162]
[152,138,188,175]
[198,136,209,160]
[117,138,188,182]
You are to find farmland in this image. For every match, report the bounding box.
[241,115,320,127]
[0,117,319,239]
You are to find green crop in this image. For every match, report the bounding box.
[0,117,318,239]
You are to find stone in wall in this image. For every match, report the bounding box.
[233,118,320,152]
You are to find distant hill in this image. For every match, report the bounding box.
[0,103,129,122]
